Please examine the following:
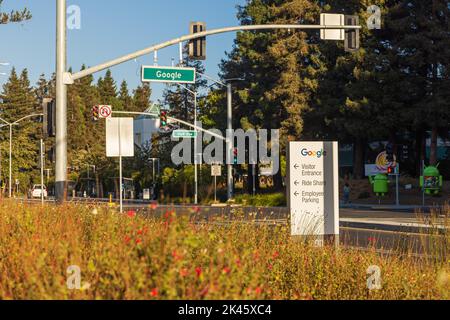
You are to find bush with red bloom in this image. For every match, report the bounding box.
[127,210,136,218]
[135,238,142,245]
[272,251,280,259]
[124,236,131,244]
[255,287,263,295]
[195,267,202,278]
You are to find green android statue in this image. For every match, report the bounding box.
[420,165,443,195]
[369,174,389,197]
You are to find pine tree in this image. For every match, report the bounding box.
[133,83,152,112]
[218,0,321,190]
[0,0,31,24]
[0,68,40,192]
[163,44,207,124]
[119,80,134,111]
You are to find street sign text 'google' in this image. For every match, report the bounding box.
[142,66,196,84]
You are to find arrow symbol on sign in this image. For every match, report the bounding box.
[294,191,299,197]
[294,180,300,186]
[294,164,299,170]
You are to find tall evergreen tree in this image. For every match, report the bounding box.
[0,68,40,192]
[218,0,321,189]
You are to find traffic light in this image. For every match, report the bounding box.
[160,111,168,128]
[42,98,56,138]
[189,22,206,60]
[233,148,238,165]
[344,15,360,52]
[387,166,394,175]
[92,105,99,121]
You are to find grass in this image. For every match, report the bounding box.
[0,201,448,300]
[233,193,286,207]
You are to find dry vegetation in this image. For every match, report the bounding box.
[0,202,448,300]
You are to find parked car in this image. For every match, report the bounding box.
[30,185,48,199]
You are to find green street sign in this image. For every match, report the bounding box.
[142,66,196,84]
[172,130,197,139]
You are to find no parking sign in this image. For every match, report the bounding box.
[98,105,112,119]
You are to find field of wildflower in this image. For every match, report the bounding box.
[0,201,448,300]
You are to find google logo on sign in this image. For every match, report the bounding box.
[301,149,327,158]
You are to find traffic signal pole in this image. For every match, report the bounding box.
[56,1,361,202]
[55,0,68,202]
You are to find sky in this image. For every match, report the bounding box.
[0,0,246,100]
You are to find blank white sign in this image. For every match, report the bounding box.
[106,118,135,157]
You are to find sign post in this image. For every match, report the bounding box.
[211,164,222,203]
[288,142,339,246]
[106,118,134,213]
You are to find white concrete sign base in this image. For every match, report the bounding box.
[288,141,339,237]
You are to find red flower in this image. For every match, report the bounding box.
[135,238,142,245]
[180,268,189,277]
[267,264,273,271]
[127,210,136,218]
[150,288,158,297]
[222,267,231,275]
[172,250,182,261]
[193,206,201,213]
[235,258,242,267]
[255,287,263,295]
[272,251,280,259]
[124,236,131,244]
[150,202,158,210]
[253,251,260,261]
[137,229,144,235]
[195,267,202,277]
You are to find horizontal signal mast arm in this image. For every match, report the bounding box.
[69,24,361,82]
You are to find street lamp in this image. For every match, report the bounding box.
[0,114,44,198]
[197,71,244,201]
[177,84,199,205]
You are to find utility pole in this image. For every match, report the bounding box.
[194,91,198,205]
[196,72,242,202]
[9,124,12,197]
[55,0,68,202]
[227,83,233,201]
[40,139,45,205]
